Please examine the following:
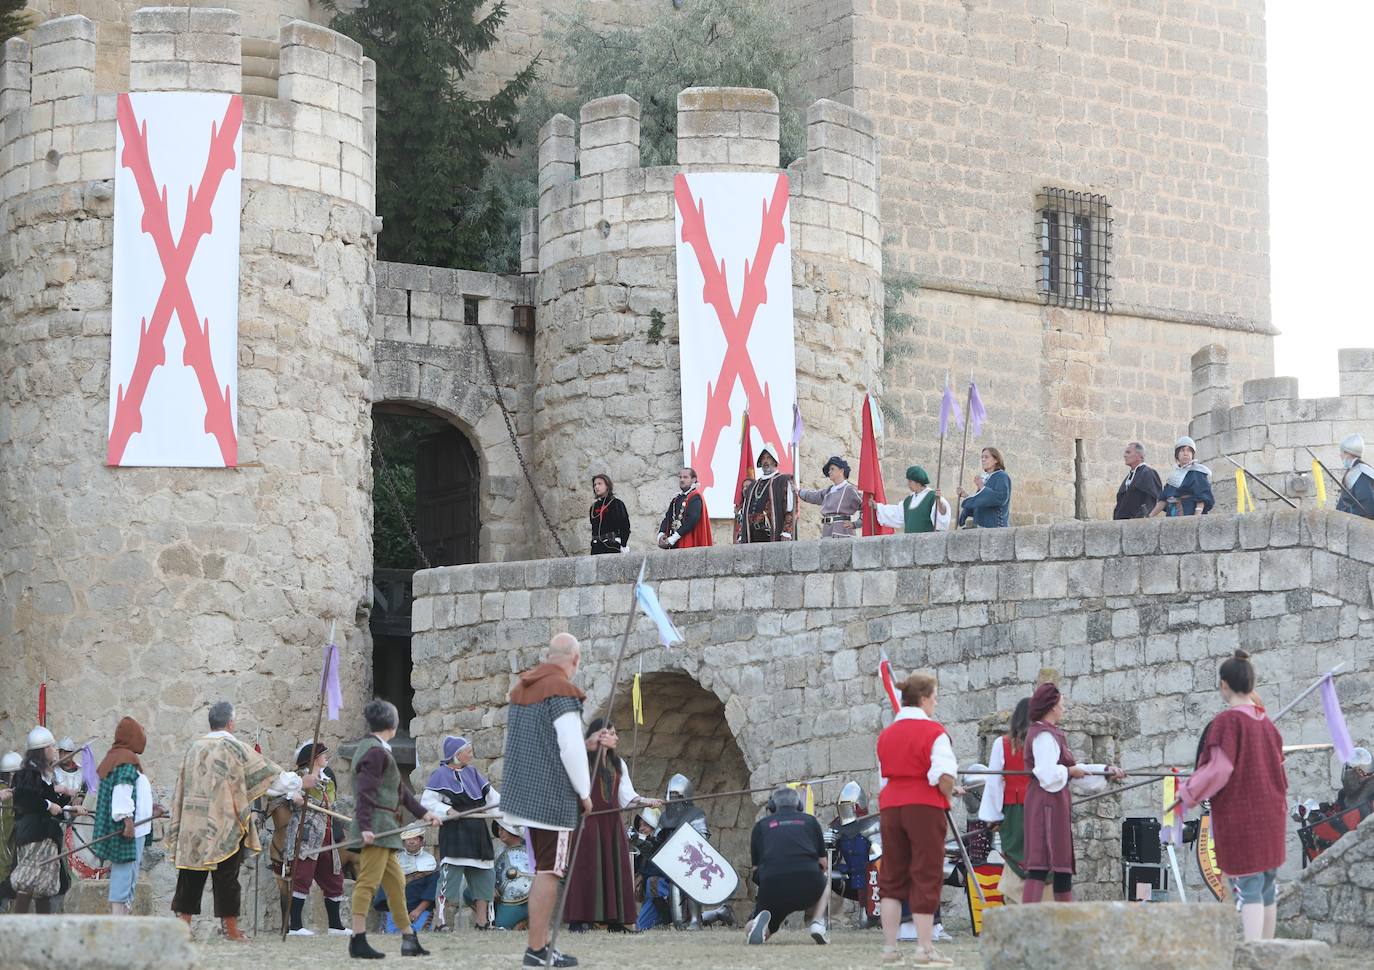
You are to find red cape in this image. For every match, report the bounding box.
[678,487,713,548]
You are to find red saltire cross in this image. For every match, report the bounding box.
[107,93,241,466]
[675,172,792,488]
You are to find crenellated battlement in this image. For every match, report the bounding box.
[1190,343,1374,504]
[0,9,376,213]
[527,87,881,275]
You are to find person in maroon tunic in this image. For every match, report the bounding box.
[875,673,960,967]
[1021,683,1123,903]
[1175,651,1287,941]
[563,719,660,931]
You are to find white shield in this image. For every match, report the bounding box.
[674,171,797,516]
[650,823,739,905]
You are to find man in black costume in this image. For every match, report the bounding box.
[735,448,795,543]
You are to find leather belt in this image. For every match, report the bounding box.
[821,514,853,524]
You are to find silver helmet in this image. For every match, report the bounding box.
[0,750,21,773]
[666,773,695,801]
[837,780,868,822]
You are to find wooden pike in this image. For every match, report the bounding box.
[281,620,335,939]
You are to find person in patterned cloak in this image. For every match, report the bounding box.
[168,701,307,941]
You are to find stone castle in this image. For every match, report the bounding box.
[1,0,1371,939]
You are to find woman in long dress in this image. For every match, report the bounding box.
[563,719,660,930]
[1175,651,1287,941]
[1021,683,1123,903]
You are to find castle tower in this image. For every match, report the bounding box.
[528,87,883,549]
[0,10,377,768]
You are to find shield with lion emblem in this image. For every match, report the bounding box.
[650,822,739,905]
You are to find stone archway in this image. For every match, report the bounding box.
[609,670,755,898]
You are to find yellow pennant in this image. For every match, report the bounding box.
[787,781,816,815]
[1162,774,1177,827]
[1312,459,1327,507]
[1234,468,1256,513]
[632,672,644,726]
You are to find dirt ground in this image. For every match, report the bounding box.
[200,924,983,970]
[196,924,1365,970]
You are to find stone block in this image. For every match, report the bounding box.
[0,915,196,970]
[1122,518,1162,555]
[981,902,1235,970]
[1082,521,1121,557]
[1200,514,1239,551]
[1049,522,1085,558]
[1016,525,1050,560]
[1232,940,1332,970]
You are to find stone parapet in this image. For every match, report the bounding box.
[1278,812,1374,947]
[981,902,1236,970]
[0,915,196,970]
[1190,344,1374,506]
[411,510,1374,900]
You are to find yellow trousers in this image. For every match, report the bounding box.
[352,845,411,933]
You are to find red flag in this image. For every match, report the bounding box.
[38,682,46,727]
[733,410,754,507]
[858,394,892,536]
[879,649,900,713]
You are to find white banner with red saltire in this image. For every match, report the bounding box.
[108,92,242,467]
[674,172,797,517]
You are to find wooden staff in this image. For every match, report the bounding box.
[579,775,847,819]
[953,377,974,500]
[310,807,499,856]
[546,563,647,965]
[1307,447,1372,517]
[281,622,335,939]
[1221,455,1297,508]
[934,370,950,493]
[29,814,161,867]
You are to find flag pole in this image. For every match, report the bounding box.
[954,376,974,498]
[546,561,646,965]
[934,370,949,493]
[280,620,334,939]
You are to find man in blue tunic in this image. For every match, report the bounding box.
[1336,434,1374,520]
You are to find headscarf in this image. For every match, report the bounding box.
[906,466,929,486]
[1028,683,1061,722]
[96,716,146,779]
[425,735,488,800]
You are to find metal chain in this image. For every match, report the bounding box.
[471,320,570,557]
[371,420,432,570]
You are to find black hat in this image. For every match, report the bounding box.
[822,456,851,478]
[295,740,328,767]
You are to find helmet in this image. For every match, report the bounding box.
[767,786,802,814]
[837,781,868,823]
[637,807,661,830]
[1174,436,1197,460]
[27,726,55,750]
[57,736,77,752]
[0,751,21,772]
[1341,434,1365,459]
[666,773,695,802]
[1346,747,1372,771]
[494,816,525,839]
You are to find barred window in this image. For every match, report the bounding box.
[1036,188,1112,310]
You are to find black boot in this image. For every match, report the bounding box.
[400,932,430,957]
[325,898,347,933]
[288,895,306,933]
[349,932,386,959]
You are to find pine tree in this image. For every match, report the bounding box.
[1,0,31,42]
[329,0,536,269]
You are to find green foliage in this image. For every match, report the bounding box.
[881,242,921,429]
[480,0,815,271]
[328,0,537,270]
[0,0,29,42]
[646,307,667,344]
[558,0,812,167]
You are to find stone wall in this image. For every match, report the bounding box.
[373,260,539,562]
[19,0,329,93]
[1191,344,1374,511]
[0,8,376,828]
[1278,813,1374,947]
[529,87,882,554]
[411,510,1374,899]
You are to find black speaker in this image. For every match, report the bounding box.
[1121,817,1162,864]
[1122,864,1168,902]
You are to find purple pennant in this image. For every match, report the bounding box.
[939,380,963,438]
[1320,674,1354,762]
[322,642,343,721]
[791,402,803,450]
[968,381,988,437]
[79,744,99,794]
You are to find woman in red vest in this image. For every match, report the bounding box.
[1175,651,1287,941]
[977,698,1030,903]
[875,673,959,967]
[1022,683,1123,903]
